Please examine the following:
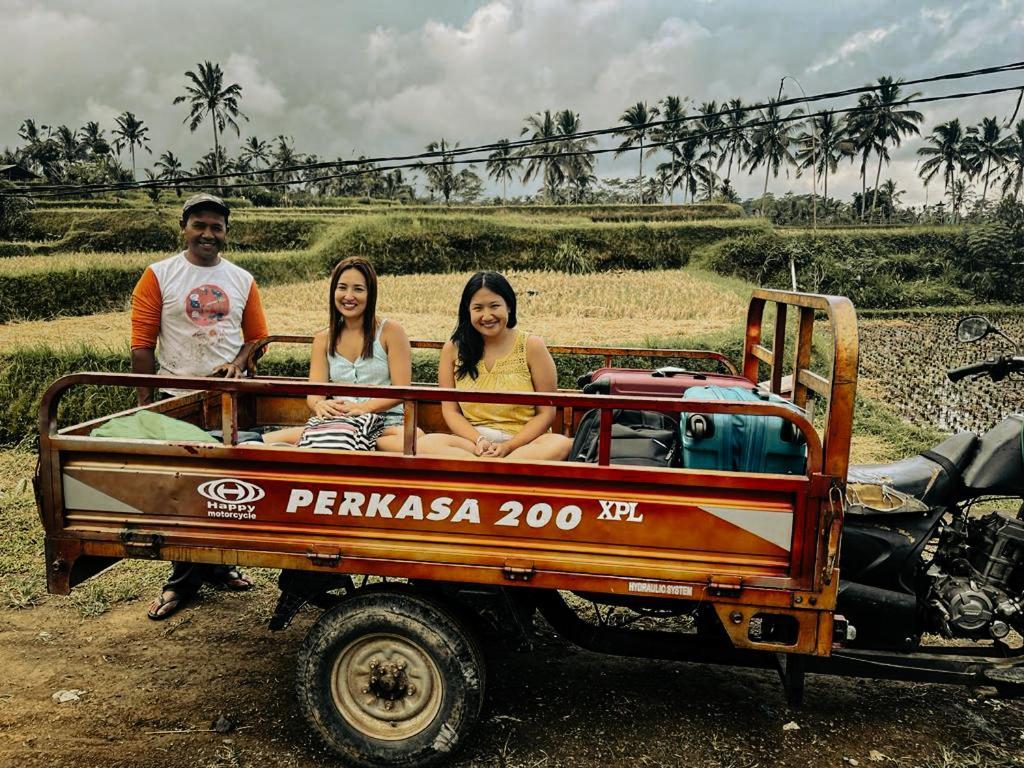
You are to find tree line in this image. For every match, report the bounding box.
[4,61,1024,221]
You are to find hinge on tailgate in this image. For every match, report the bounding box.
[306,549,343,568]
[706,576,743,597]
[503,559,535,582]
[120,531,164,559]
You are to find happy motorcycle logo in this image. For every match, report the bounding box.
[198,478,264,520]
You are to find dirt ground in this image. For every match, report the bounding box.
[1,584,1022,768]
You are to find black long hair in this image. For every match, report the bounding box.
[328,257,378,360]
[451,271,518,380]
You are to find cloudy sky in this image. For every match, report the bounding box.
[3,0,1023,204]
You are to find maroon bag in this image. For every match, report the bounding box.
[579,366,751,397]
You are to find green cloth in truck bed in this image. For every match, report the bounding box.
[90,410,219,443]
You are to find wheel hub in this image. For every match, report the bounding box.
[331,634,443,740]
[365,658,417,704]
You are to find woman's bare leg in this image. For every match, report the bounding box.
[507,433,573,461]
[260,426,305,445]
[375,427,426,453]
[415,433,478,457]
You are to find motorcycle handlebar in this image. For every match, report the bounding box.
[947,361,996,382]
[947,356,1024,382]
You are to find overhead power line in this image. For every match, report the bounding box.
[4,60,1024,199]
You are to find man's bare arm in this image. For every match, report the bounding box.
[132,347,157,406]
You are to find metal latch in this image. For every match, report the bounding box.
[120,531,164,559]
[503,559,535,582]
[306,549,342,568]
[706,576,743,597]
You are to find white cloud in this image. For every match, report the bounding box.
[224,53,286,115]
[929,9,1019,61]
[2,0,1023,202]
[807,24,900,73]
[594,17,713,101]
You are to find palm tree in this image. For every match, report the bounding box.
[80,122,111,159]
[520,110,562,200]
[848,96,879,221]
[173,61,248,185]
[17,118,48,145]
[383,169,413,202]
[112,111,152,179]
[614,101,660,203]
[416,139,459,205]
[653,163,674,203]
[486,139,521,204]
[142,168,162,205]
[155,151,185,196]
[555,109,597,204]
[239,136,271,180]
[652,95,689,196]
[880,178,905,220]
[17,118,61,181]
[351,156,385,198]
[716,178,740,203]
[193,146,233,179]
[694,101,724,198]
[1000,120,1024,201]
[859,77,923,217]
[917,119,970,217]
[967,116,1012,203]
[698,101,724,162]
[950,177,973,221]
[668,138,715,203]
[271,135,302,185]
[795,111,853,220]
[54,125,84,168]
[744,99,803,216]
[720,99,751,186]
[297,152,326,196]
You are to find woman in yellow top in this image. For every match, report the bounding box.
[420,272,572,461]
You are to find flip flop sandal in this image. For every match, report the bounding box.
[214,568,253,592]
[147,591,184,621]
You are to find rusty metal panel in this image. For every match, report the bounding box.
[58,450,806,588]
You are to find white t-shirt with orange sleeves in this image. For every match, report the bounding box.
[131,252,268,395]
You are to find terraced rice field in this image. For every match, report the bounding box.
[0,268,751,351]
[859,314,1024,435]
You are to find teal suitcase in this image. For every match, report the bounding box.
[681,385,807,474]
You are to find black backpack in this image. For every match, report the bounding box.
[570,409,680,467]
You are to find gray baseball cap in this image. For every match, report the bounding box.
[181,193,230,221]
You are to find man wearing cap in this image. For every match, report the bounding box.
[131,193,269,620]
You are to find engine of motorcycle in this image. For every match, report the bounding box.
[931,575,1004,638]
[929,511,1024,639]
[967,512,1024,593]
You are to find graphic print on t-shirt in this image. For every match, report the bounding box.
[185,284,231,326]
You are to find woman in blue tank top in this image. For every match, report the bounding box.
[264,257,414,452]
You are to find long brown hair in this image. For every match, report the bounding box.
[327,257,378,360]
[451,271,518,380]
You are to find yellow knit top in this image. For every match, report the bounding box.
[455,331,535,434]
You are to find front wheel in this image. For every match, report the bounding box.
[296,586,485,768]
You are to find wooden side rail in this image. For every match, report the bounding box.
[742,289,858,482]
[246,336,739,376]
[38,372,823,474]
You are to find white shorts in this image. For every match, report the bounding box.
[476,426,513,444]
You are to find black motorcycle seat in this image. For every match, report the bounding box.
[847,432,978,511]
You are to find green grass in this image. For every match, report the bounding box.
[0,448,46,608]
[851,392,946,461]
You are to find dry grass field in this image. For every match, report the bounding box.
[0,267,751,350]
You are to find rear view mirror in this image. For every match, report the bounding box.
[956,316,994,343]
